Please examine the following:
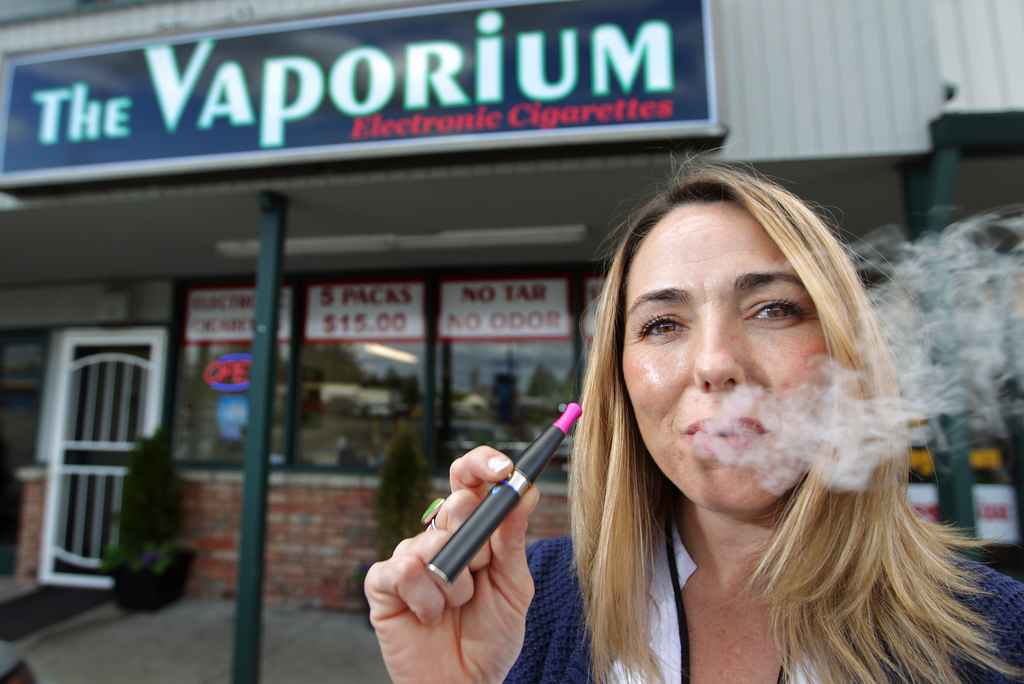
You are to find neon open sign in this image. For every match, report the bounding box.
[203,353,252,392]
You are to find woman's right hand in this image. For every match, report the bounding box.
[365,446,540,684]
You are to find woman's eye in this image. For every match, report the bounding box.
[756,300,805,320]
[640,318,682,336]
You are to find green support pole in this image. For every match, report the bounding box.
[422,273,437,468]
[232,191,288,684]
[902,159,930,242]
[913,146,977,537]
[925,146,961,235]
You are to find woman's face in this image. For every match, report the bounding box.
[621,202,829,522]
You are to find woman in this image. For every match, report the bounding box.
[366,160,1024,683]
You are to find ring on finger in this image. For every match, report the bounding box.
[421,497,445,530]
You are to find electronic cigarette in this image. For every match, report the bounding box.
[427,402,582,586]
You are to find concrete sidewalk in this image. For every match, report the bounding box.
[11,594,392,684]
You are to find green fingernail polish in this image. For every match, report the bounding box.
[421,497,444,525]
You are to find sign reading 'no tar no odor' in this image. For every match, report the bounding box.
[0,0,719,187]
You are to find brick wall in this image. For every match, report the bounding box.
[14,467,570,611]
[14,467,45,585]
[179,471,569,612]
[180,471,386,611]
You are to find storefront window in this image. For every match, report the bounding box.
[174,343,289,463]
[0,341,43,559]
[298,279,426,468]
[298,343,423,467]
[435,275,575,473]
[173,284,290,463]
[436,341,575,472]
[581,272,605,361]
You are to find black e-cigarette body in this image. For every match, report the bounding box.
[427,403,582,586]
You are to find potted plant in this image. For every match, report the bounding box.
[101,427,191,611]
[374,427,435,561]
[351,428,433,622]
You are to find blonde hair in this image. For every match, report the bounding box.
[570,159,1015,683]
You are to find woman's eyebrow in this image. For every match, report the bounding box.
[733,271,805,293]
[626,287,689,319]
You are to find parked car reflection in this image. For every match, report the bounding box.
[438,420,570,474]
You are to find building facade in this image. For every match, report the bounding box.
[2,0,1023,609]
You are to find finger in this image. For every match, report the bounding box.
[433,488,485,533]
[466,485,540,575]
[433,486,496,570]
[482,486,539,616]
[448,446,514,494]
[489,485,540,574]
[366,532,474,626]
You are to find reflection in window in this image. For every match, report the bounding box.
[0,342,43,549]
[436,342,575,473]
[298,343,424,468]
[173,344,288,463]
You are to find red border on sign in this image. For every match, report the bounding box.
[303,276,427,344]
[182,282,292,345]
[436,273,573,343]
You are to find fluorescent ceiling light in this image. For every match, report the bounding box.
[363,343,418,364]
[215,224,586,258]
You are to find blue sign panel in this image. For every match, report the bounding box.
[0,0,719,187]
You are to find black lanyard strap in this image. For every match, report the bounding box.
[664,518,785,684]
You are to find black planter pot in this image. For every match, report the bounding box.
[110,553,192,611]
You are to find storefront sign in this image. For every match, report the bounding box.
[581,273,605,340]
[907,482,1021,544]
[304,279,425,342]
[184,284,292,343]
[438,275,571,341]
[974,484,1021,544]
[906,483,939,523]
[0,0,719,186]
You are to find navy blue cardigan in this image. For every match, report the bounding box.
[505,536,1024,683]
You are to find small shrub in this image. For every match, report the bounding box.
[101,428,183,575]
[374,428,434,560]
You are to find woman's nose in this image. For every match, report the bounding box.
[692,324,745,391]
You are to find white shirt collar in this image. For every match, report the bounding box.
[608,517,809,684]
[607,518,694,684]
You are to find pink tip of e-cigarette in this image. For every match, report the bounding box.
[553,402,582,434]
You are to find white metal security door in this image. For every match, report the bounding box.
[40,328,166,588]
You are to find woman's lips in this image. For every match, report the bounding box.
[683,417,766,437]
[684,417,767,456]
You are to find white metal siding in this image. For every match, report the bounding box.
[0,280,172,327]
[933,0,1024,111]
[0,0,425,55]
[716,0,944,161]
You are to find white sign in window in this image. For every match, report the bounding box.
[974,484,1021,544]
[907,482,1021,544]
[438,276,572,342]
[184,285,292,343]
[582,274,606,341]
[907,483,939,523]
[305,279,425,342]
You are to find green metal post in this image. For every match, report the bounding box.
[914,146,977,536]
[422,273,437,468]
[232,191,287,684]
[902,159,930,242]
[925,146,961,234]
